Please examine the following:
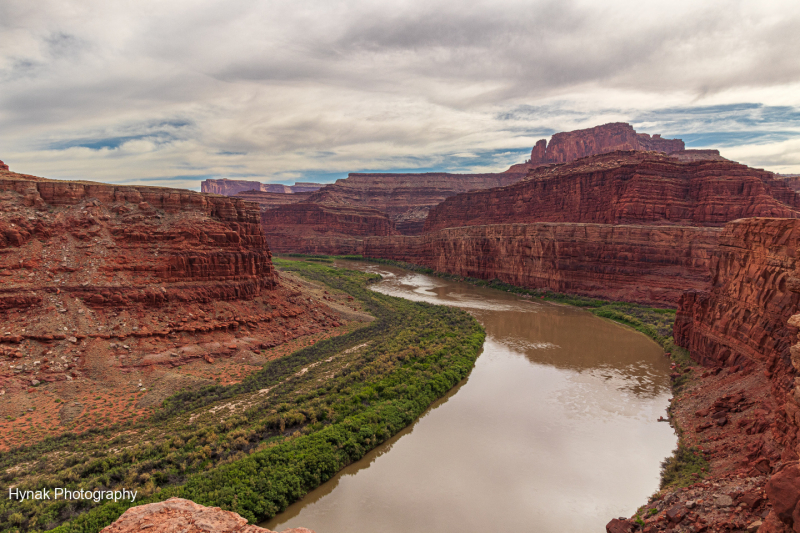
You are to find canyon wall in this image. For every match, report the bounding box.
[426,152,800,232]
[670,218,800,532]
[364,223,720,306]
[778,175,800,193]
[306,172,526,234]
[235,190,314,209]
[201,179,324,196]
[262,202,398,255]
[0,167,344,448]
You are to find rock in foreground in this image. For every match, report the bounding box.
[101,498,313,533]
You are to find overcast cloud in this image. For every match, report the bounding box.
[1,0,799,189]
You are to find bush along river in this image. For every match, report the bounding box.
[264,261,677,533]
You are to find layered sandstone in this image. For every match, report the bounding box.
[201,179,324,196]
[365,223,720,306]
[505,122,684,172]
[778,175,800,193]
[426,151,800,232]
[629,217,800,532]
[262,202,398,255]
[0,167,347,450]
[306,172,526,234]
[235,190,314,209]
[101,498,314,533]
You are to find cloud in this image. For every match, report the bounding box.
[1,0,800,188]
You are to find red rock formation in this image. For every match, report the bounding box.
[505,122,685,172]
[262,202,398,255]
[201,179,324,196]
[306,172,526,235]
[668,217,800,532]
[426,151,800,232]
[101,498,314,533]
[0,167,346,450]
[778,175,800,193]
[364,223,720,306]
[0,160,8,171]
[235,191,314,209]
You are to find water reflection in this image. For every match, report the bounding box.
[263,261,676,533]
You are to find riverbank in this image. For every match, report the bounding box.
[1,261,485,533]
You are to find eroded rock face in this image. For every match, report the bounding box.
[100,497,314,533]
[234,191,315,209]
[0,168,345,449]
[306,172,526,235]
[365,223,720,305]
[201,179,324,196]
[506,122,684,172]
[426,151,800,232]
[668,217,800,531]
[262,202,399,255]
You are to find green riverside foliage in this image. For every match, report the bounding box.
[0,261,484,533]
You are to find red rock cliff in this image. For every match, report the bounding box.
[507,123,684,173]
[364,223,720,306]
[669,218,800,532]
[426,152,800,232]
[0,168,344,449]
[235,190,314,209]
[306,172,526,235]
[262,202,399,255]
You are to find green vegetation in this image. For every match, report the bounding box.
[659,444,709,488]
[0,260,484,533]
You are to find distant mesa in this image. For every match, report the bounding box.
[0,159,9,171]
[201,178,325,196]
[506,122,724,172]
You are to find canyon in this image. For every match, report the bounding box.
[0,163,358,451]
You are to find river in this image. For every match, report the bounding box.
[264,262,676,532]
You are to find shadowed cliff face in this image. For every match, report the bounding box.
[425,151,800,232]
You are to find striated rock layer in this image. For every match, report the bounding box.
[235,190,314,209]
[101,498,313,533]
[506,122,684,172]
[629,217,800,533]
[262,202,398,255]
[0,166,348,450]
[201,179,324,196]
[364,223,720,306]
[306,172,526,235]
[426,151,800,232]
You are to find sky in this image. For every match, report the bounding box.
[1,0,799,190]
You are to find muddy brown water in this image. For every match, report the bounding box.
[264,262,676,532]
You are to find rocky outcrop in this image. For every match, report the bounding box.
[235,191,314,209]
[365,223,720,306]
[100,498,313,533]
[201,179,324,196]
[665,217,800,532]
[506,122,684,172]
[306,172,526,235]
[669,149,727,162]
[262,202,398,255]
[0,167,346,450]
[426,151,800,232]
[0,160,8,171]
